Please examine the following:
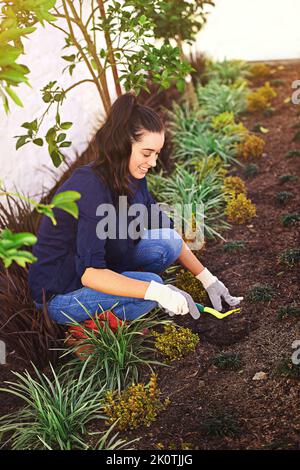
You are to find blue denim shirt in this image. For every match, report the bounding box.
[28,162,174,303]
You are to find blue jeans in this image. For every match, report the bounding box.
[34,228,183,324]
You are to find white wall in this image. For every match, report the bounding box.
[1,0,300,212]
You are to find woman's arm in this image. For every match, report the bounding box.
[81,267,151,298]
[175,240,205,276]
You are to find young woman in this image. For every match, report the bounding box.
[29,92,243,324]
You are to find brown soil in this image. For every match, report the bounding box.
[1,61,299,450]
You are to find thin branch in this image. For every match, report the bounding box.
[64,79,94,94]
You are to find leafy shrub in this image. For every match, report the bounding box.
[196,79,248,117]
[175,270,208,304]
[212,351,242,370]
[204,59,251,85]
[277,305,300,320]
[225,193,256,224]
[103,373,170,431]
[281,214,300,227]
[247,82,277,113]
[243,163,259,179]
[223,240,246,252]
[275,191,292,205]
[246,284,275,302]
[278,248,300,266]
[211,111,248,136]
[152,324,199,363]
[222,176,247,200]
[236,134,265,160]
[249,63,271,79]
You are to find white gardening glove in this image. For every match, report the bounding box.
[165,284,200,319]
[195,268,243,312]
[144,280,189,316]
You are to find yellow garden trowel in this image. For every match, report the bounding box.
[195,302,241,319]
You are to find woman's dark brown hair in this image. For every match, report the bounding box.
[91,91,165,202]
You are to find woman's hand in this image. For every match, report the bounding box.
[196,268,243,312]
[144,280,189,315]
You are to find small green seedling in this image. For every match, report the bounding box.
[212,351,242,370]
[246,283,275,302]
[275,191,292,205]
[200,410,241,437]
[285,150,300,158]
[270,79,284,87]
[277,358,300,379]
[277,305,300,320]
[263,107,276,117]
[223,240,246,252]
[292,130,300,142]
[278,248,300,266]
[281,213,300,227]
[278,174,298,183]
[243,163,259,179]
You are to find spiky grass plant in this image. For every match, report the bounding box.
[203,59,251,85]
[278,248,300,267]
[243,163,259,179]
[152,323,199,363]
[236,134,265,160]
[245,284,275,302]
[278,174,298,184]
[200,410,241,437]
[223,240,246,252]
[0,360,107,450]
[277,305,300,320]
[193,155,229,179]
[212,351,242,370]
[285,150,300,158]
[275,191,293,205]
[195,79,248,117]
[281,213,300,227]
[103,373,170,431]
[59,304,169,393]
[277,357,300,380]
[147,164,230,240]
[225,193,256,224]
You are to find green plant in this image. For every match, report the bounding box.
[147,163,230,240]
[246,284,275,302]
[277,358,300,380]
[292,131,300,142]
[175,270,208,304]
[195,79,248,117]
[103,373,170,431]
[278,174,298,183]
[249,63,271,79]
[246,82,277,113]
[281,213,300,227]
[222,176,247,201]
[243,163,259,179]
[278,248,300,266]
[211,112,248,137]
[212,351,242,370]
[275,191,292,205]
[60,305,167,393]
[0,360,106,450]
[277,305,300,320]
[263,107,276,117]
[203,59,251,85]
[285,150,300,158]
[200,410,241,437]
[223,240,246,252]
[270,79,285,87]
[152,323,199,362]
[225,193,256,224]
[236,134,265,160]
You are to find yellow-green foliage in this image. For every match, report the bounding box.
[103,373,170,431]
[194,155,228,178]
[222,176,247,201]
[247,82,277,112]
[236,134,265,160]
[152,324,199,363]
[225,193,257,224]
[175,269,208,304]
[250,63,271,78]
[211,112,248,136]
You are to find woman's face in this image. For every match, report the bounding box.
[129,130,165,179]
